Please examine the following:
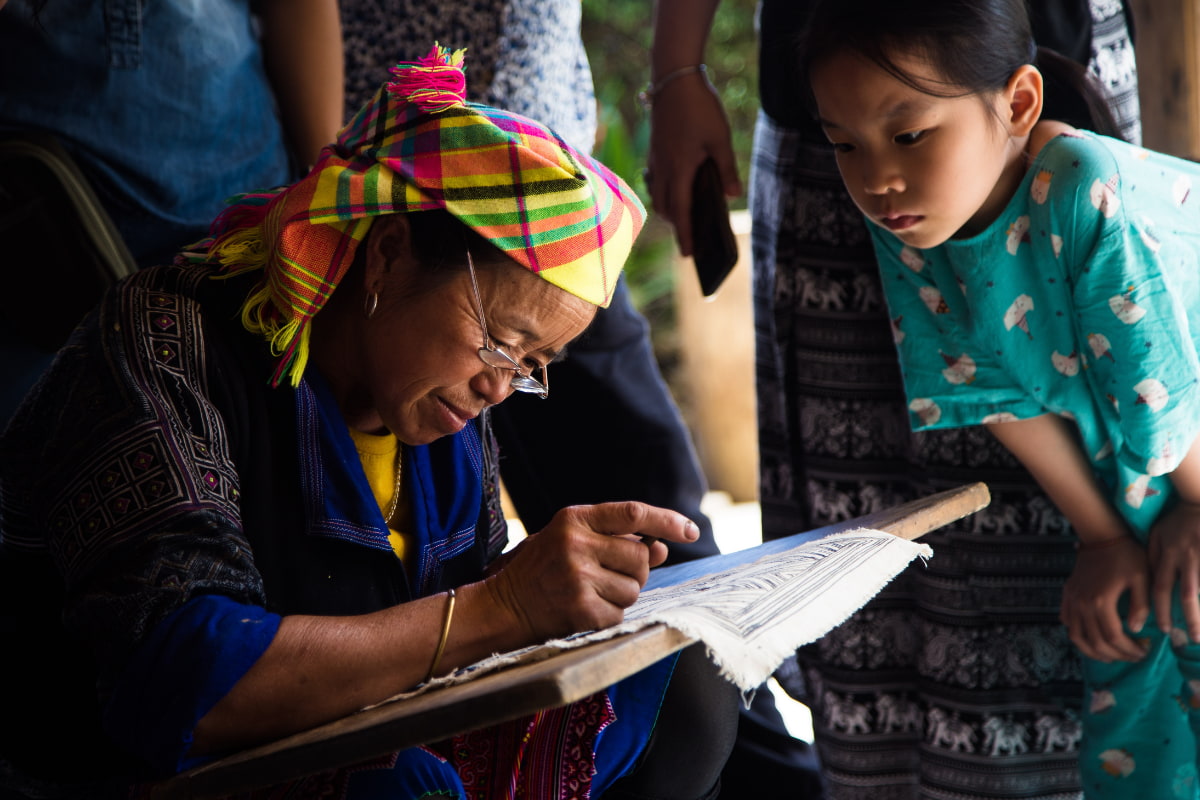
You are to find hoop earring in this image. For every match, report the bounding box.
[364,291,379,320]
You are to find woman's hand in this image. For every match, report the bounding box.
[645,0,738,257]
[1060,537,1150,663]
[1149,500,1200,641]
[484,502,700,641]
[646,74,740,257]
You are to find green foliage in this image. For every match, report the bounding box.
[582,0,759,196]
[581,0,758,366]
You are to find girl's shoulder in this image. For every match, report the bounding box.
[1027,125,1200,219]
[1027,120,1078,160]
[1018,127,1129,261]
[1022,126,1137,224]
[1028,123,1122,174]
[1031,124,1200,181]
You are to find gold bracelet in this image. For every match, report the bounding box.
[425,588,456,683]
[638,64,707,109]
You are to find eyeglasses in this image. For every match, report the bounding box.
[466,250,549,399]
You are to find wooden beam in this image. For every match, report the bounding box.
[1133,0,1200,158]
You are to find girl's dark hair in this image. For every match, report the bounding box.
[798,0,1121,139]
[1034,46,1121,138]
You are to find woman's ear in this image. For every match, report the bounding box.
[361,214,415,294]
[1005,64,1044,137]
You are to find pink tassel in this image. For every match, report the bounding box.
[386,43,468,113]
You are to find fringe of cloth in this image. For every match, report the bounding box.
[624,529,932,694]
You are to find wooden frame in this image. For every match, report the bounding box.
[153,481,990,800]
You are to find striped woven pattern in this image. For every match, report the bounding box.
[202,44,645,386]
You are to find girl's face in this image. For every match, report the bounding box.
[344,256,595,445]
[810,47,1035,249]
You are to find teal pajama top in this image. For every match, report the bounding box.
[870,129,1200,796]
[871,130,1200,540]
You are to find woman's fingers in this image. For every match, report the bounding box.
[489,503,698,640]
[560,501,700,550]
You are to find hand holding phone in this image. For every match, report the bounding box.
[689,157,739,297]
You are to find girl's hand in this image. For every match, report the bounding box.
[483,502,699,642]
[1060,536,1150,663]
[1148,500,1200,641]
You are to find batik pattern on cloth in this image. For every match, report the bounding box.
[1086,0,1141,145]
[750,114,1084,800]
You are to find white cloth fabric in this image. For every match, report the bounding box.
[376,529,931,706]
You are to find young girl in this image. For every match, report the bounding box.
[801,0,1200,796]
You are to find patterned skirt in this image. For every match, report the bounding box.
[750,112,1085,800]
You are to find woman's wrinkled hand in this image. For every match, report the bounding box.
[1149,500,1200,642]
[645,75,741,257]
[483,502,700,642]
[1060,536,1149,663]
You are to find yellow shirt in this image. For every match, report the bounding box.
[347,427,410,562]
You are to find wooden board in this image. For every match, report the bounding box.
[154,624,694,800]
[153,481,990,800]
[644,481,991,592]
[831,480,989,540]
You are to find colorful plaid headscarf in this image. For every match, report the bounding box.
[200,45,645,387]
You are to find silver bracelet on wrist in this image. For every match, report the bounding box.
[638,64,707,110]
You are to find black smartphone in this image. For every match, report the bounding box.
[689,157,738,297]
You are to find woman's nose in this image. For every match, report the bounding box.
[474,367,514,404]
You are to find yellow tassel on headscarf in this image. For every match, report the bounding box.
[206,225,313,386]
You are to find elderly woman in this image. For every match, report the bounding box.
[0,47,737,799]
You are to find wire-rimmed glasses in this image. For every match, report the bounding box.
[466,251,549,399]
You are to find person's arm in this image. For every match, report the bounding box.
[191,501,701,754]
[646,0,741,256]
[1149,435,1200,640]
[986,413,1150,663]
[987,414,1131,544]
[255,0,345,171]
